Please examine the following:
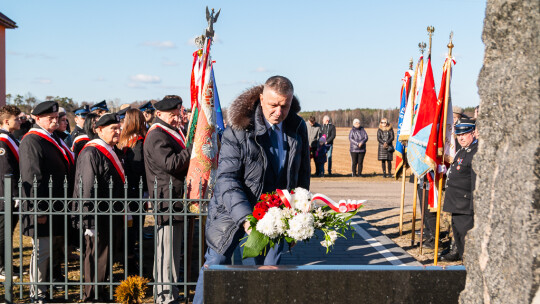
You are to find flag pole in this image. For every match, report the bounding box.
[433,32,454,266]
[419,181,426,254]
[410,175,418,246]
[399,167,406,236]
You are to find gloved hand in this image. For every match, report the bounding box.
[84,229,96,237]
[437,164,447,174]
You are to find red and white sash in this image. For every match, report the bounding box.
[312,194,365,213]
[0,133,19,162]
[26,128,75,167]
[71,134,90,151]
[147,123,186,149]
[83,139,125,183]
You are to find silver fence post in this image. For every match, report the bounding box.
[4,174,13,304]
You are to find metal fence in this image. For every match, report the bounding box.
[1,174,210,303]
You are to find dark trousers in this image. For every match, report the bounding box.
[350,152,366,175]
[381,160,392,175]
[84,234,110,301]
[0,212,18,270]
[326,145,333,174]
[417,187,437,239]
[315,162,325,176]
[451,213,474,258]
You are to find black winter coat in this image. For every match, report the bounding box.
[0,130,19,211]
[321,123,336,145]
[349,126,368,153]
[144,118,191,225]
[377,125,394,160]
[443,140,477,215]
[206,85,311,254]
[19,126,73,237]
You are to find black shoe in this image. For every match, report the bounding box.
[422,238,435,249]
[441,251,461,262]
[351,174,356,177]
[383,174,387,178]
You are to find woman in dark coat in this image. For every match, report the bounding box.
[377,118,394,177]
[117,108,147,276]
[349,118,368,177]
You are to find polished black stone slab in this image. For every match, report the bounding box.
[204,265,466,304]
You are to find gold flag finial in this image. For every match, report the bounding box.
[427,26,435,56]
[418,42,427,55]
[447,31,454,57]
[409,57,414,70]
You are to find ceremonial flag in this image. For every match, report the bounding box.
[425,57,456,208]
[394,69,412,178]
[211,65,225,138]
[185,38,220,201]
[399,56,424,142]
[187,50,203,147]
[406,55,438,179]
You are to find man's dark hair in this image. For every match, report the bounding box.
[0,105,21,124]
[264,75,294,96]
[309,116,316,123]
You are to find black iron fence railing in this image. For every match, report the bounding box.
[0,174,209,303]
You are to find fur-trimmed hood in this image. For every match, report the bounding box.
[227,85,301,131]
[379,123,393,131]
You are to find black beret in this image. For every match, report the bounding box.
[139,101,155,112]
[117,107,130,119]
[74,105,90,116]
[154,95,182,111]
[32,101,59,116]
[90,100,109,112]
[95,113,121,128]
[455,118,476,135]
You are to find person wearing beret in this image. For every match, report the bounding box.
[143,95,191,304]
[19,101,75,301]
[90,100,109,117]
[71,105,89,141]
[441,118,478,262]
[139,101,155,129]
[0,105,22,280]
[73,113,125,301]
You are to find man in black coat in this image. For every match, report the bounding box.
[143,95,190,304]
[321,115,336,175]
[0,105,21,279]
[441,119,478,262]
[74,113,124,301]
[19,101,74,300]
[193,76,310,304]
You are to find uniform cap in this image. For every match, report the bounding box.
[139,101,155,112]
[154,95,182,111]
[95,113,121,128]
[455,118,476,135]
[90,100,109,112]
[74,105,90,116]
[117,107,130,120]
[31,101,59,116]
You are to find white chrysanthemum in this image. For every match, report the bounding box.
[292,188,313,213]
[314,207,325,219]
[286,213,315,241]
[256,207,286,239]
[281,207,295,219]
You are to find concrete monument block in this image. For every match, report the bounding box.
[459,0,539,303]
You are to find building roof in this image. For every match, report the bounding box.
[0,12,17,29]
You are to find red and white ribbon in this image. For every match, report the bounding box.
[276,189,292,209]
[312,193,365,213]
[148,123,186,149]
[26,128,74,167]
[83,139,125,183]
[0,133,19,161]
[71,134,90,151]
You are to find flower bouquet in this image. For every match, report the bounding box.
[242,187,364,258]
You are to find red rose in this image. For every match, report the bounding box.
[253,208,267,220]
[254,202,269,211]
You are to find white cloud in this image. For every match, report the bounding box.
[130,74,161,83]
[141,41,176,49]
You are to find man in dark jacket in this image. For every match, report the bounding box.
[193,76,310,304]
[321,115,336,175]
[74,113,124,301]
[143,95,190,304]
[19,101,74,300]
[0,105,21,279]
[441,119,478,262]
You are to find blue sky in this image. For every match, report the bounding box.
[2,0,486,111]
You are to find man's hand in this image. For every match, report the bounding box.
[37,216,47,224]
[243,221,252,235]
